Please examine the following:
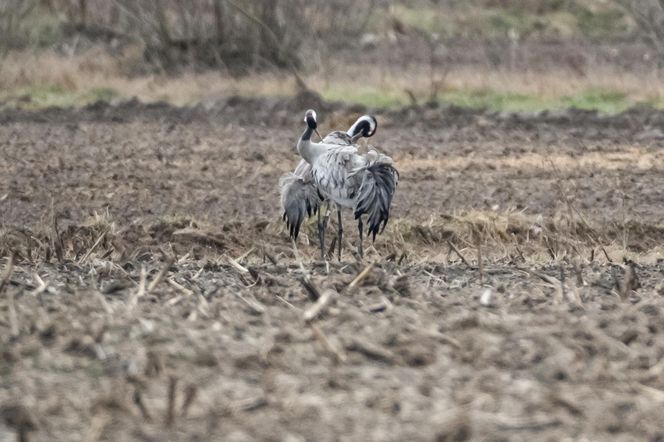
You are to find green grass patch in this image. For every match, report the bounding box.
[15,84,79,108]
[560,88,631,114]
[441,88,633,114]
[87,87,119,102]
[321,84,660,115]
[321,87,405,109]
[0,84,120,109]
[1,82,659,116]
[439,89,559,113]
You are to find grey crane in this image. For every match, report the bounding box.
[281,109,398,260]
[280,113,378,259]
[280,114,377,256]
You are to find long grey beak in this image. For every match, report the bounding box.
[315,129,323,140]
[350,132,364,143]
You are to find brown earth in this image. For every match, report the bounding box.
[2,99,664,441]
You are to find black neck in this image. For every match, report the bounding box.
[301,126,314,141]
[352,121,370,137]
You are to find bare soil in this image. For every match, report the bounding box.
[2,99,664,441]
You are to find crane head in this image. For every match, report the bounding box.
[304,109,318,130]
[349,115,378,143]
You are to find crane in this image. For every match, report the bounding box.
[281,109,398,260]
[280,113,378,257]
[280,113,378,259]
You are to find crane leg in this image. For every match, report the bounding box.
[337,206,343,262]
[357,218,364,260]
[317,206,325,260]
[318,204,330,260]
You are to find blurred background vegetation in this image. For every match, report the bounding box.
[1,0,664,113]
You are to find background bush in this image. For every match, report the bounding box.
[0,0,378,75]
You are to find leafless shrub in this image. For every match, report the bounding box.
[1,0,381,77]
[304,0,377,48]
[0,0,39,58]
[618,0,664,60]
[114,0,309,74]
[63,0,378,76]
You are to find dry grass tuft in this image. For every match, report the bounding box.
[382,209,664,266]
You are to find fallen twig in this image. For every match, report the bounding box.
[137,266,147,296]
[636,382,664,403]
[181,384,198,417]
[7,290,19,339]
[132,390,152,421]
[346,262,374,291]
[298,277,322,301]
[275,295,299,311]
[436,333,462,350]
[146,258,174,294]
[476,237,484,285]
[79,231,107,264]
[518,267,565,303]
[291,238,307,275]
[264,251,278,266]
[1,255,18,338]
[233,292,265,315]
[619,262,640,300]
[598,243,613,263]
[165,376,178,426]
[346,338,397,364]
[172,228,225,248]
[447,240,472,269]
[167,278,193,297]
[0,254,14,295]
[31,273,49,297]
[226,255,249,274]
[303,289,336,322]
[229,396,268,413]
[310,323,347,363]
[51,198,64,262]
[235,247,255,263]
[84,413,111,442]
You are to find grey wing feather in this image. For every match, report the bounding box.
[322,131,352,145]
[280,172,321,239]
[293,158,312,177]
[353,155,399,241]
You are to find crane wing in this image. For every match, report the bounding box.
[279,172,322,239]
[353,155,399,241]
